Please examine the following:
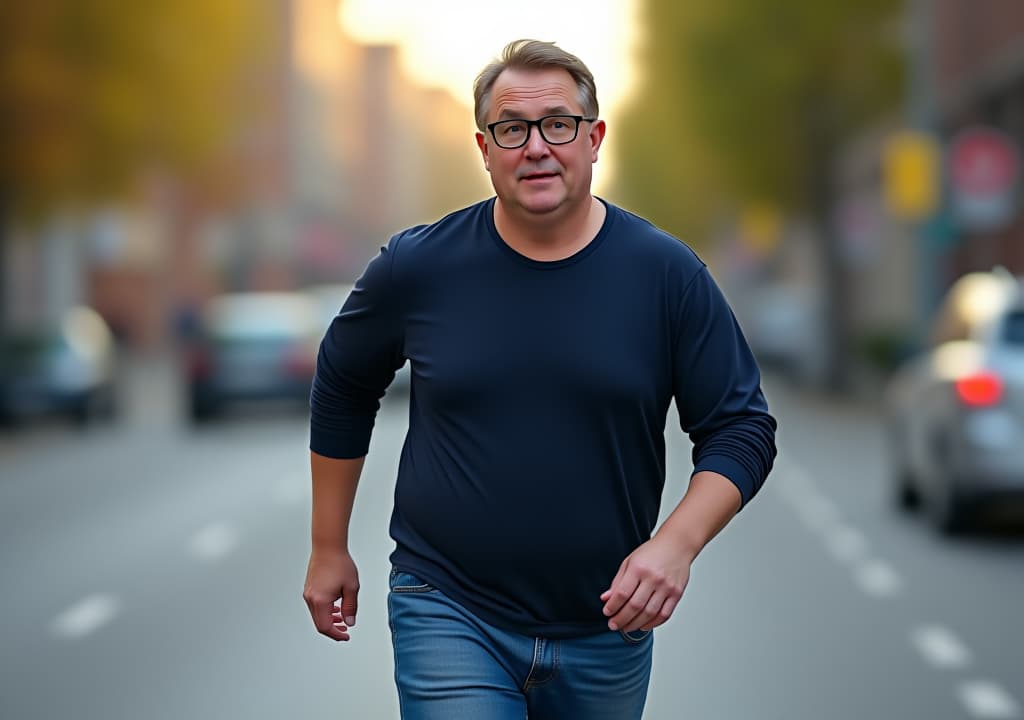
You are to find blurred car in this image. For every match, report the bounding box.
[885,269,1024,533]
[0,306,117,426]
[303,283,411,395]
[183,291,321,422]
[736,283,826,385]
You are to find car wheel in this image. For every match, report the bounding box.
[887,423,919,510]
[929,480,971,535]
[895,469,920,510]
[926,438,970,535]
[70,386,117,427]
[70,394,96,427]
[929,426,974,536]
[190,398,218,423]
[187,382,219,423]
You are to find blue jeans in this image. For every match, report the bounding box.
[387,568,654,720]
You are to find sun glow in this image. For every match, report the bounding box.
[337,0,642,192]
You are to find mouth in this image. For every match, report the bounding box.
[521,172,559,182]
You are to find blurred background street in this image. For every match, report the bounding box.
[3,0,1024,717]
[1,365,1022,719]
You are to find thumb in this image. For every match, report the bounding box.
[341,584,359,627]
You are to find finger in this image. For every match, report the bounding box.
[341,585,359,627]
[599,560,628,604]
[320,624,352,642]
[608,583,654,632]
[621,590,667,632]
[602,572,639,619]
[303,584,351,640]
[310,598,336,630]
[647,594,682,629]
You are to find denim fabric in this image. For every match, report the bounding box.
[388,568,654,720]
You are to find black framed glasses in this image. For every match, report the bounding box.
[486,114,597,149]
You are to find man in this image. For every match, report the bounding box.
[303,39,777,719]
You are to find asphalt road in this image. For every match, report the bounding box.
[1,359,1021,719]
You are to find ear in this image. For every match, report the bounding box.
[475,132,490,172]
[588,119,607,163]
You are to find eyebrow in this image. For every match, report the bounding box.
[496,105,575,120]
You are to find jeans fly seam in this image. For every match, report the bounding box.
[522,638,543,691]
[523,638,558,690]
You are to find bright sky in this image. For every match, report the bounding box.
[337,0,642,191]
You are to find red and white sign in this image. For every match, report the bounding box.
[949,126,1020,231]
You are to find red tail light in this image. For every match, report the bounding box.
[955,372,1004,407]
[284,346,317,377]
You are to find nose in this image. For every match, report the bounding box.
[523,125,550,159]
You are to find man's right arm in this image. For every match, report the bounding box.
[302,452,365,642]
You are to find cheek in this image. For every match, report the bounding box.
[492,154,519,177]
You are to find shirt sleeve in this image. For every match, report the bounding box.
[309,234,406,458]
[672,267,778,506]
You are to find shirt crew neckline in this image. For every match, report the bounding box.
[484,196,614,270]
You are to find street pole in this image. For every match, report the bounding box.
[907,0,945,349]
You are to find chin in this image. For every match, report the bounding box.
[517,194,567,216]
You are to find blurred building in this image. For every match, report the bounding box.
[932,0,1024,277]
[34,0,489,350]
[818,0,1024,385]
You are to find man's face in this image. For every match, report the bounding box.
[475,67,605,220]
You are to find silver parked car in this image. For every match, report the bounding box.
[183,292,321,422]
[885,269,1024,533]
[0,306,117,426]
[303,283,411,396]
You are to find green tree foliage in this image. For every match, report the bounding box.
[611,0,904,245]
[0,0,271,221]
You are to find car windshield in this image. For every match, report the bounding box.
[206,294,316,341]
[1001,309,1024,345]
[0,333,62,374]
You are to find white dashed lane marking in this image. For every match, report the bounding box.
[854,558,903,597]
[911,625,972,669]
[822,524,868,565]
[794,494,840,533]
[958,681,1021,718]
[51,594,120,639]
[780,461,1021,719]
[189,523,239,561]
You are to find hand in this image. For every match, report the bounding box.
[599,536,693,633]
[303,547,359,641]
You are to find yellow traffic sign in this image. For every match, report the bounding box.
[883,130,941,220]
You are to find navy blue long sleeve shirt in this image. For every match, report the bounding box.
[310,197,777,637]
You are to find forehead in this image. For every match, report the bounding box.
[487,68,581,120]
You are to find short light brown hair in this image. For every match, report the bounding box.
[472,39,599,131]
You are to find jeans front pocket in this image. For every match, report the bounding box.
[619,628,652,645]
[389,568,436,593]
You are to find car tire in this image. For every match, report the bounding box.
[189,391,219,423]
[895,469,920,510]
[929,482,970,535]
[927,444,970,535]
[70,386,117,427]
[887,423,919,510]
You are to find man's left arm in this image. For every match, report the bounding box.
[601,266,777,632]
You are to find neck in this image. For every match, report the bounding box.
[494,196,605,262]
